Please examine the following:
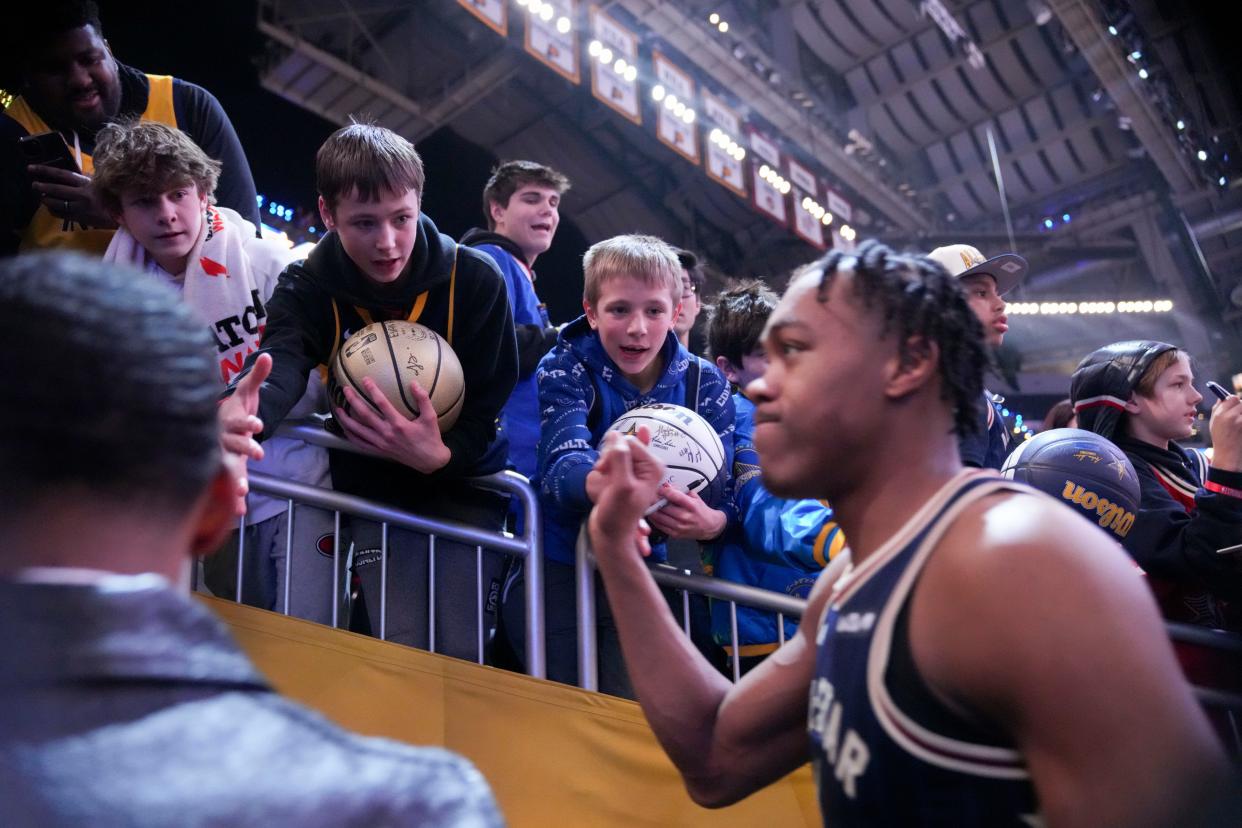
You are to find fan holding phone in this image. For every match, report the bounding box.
[2,2,260,255]
[1071,341,1242,633]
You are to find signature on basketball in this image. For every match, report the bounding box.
[678,445,703,463]
[650,425,678,451]
[406,354,425,375]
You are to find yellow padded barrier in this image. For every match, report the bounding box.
[202,597,818,827]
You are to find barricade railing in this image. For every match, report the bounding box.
[207,418,544,678]
[574,525,804,691]
[574,527,1242,733]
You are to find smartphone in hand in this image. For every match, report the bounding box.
[19,131,79,173]
[1206,381,1233,402]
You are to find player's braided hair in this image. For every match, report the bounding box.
[813,239,986,438]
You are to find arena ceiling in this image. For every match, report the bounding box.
[256,0,1242,391]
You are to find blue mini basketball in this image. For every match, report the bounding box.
[1001,428,1141,540]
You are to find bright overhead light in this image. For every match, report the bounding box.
[1137,68,1148,80]
[759,164,771,178]
[665,94,678,108]
[598,47,613,64]
[652,84,666,102]
[731,146,745,161]
[1107,25,1118,35]
[822,212,833,225]
[1130,50,1142,61]
[1220,176,1228,187]
[556,16,571,34]
[614,58,627,74]
[672,101,687,117]
[539,4,554,22]
[681,108,695,124]
[718,21,729,33]
[1198,150,1208,161]
[709,12,720,25]
[588,39,601,57]
[624,65,637,83]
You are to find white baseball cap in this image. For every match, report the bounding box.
[926,244,1027,295]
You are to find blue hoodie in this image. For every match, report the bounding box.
[535,316,736,566]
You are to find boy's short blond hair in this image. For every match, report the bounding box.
[582,234,682,308]
[317,123,425,210]
[92,121,220,217]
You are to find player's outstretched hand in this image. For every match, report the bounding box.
[589,429,665,560]
[647,486,728,541]
[1209,392,1242,472]
[336,377,451,474]
[218,352,270,461]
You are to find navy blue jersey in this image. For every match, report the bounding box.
[959,391,1012,470]
[808,470,1040,826]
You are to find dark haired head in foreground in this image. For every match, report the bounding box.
[0,253,502,826]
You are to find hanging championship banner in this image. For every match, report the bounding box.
[826,188,853,224]
[702,91,746,197]
[750,129,787,224]
[793,201,826,249]
[457,0,506,36]
[788,158,824,249]
[787,159,817,197]
[526,0,579,85]
[653,52,698,164]
[589,6,640,124]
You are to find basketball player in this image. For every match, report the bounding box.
[926,243,1026,469]
[587,242,1226,825]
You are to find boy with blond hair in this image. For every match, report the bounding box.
[500,233,735,695]
[219,124,517,658]
[92,120,335,624]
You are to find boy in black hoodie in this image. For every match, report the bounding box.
[220,124,518,657]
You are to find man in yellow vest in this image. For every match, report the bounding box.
[1,1,260,256]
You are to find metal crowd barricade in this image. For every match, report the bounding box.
[214,419,545,678]
[574,525,804,691]
[575,527,1242,741]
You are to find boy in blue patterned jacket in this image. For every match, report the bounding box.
[501,234,735,696]
[705,281,844,676]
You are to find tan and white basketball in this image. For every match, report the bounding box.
[331,321,464,431]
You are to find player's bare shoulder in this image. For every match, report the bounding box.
[944,485,1139,582]
[909,484,1158,707]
